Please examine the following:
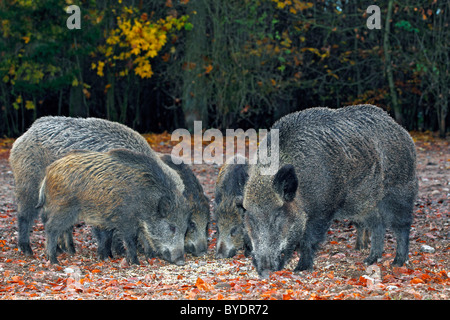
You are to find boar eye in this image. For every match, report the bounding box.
[188,221,196,230]
[236,202,246,213]
[169,224,176,234]
[230,226,239,237]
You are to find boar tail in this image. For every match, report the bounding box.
[35,177,47,209]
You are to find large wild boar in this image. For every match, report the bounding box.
[214,154,252,258]
[37,149,189,265]
[9,116,183,255]
[242,105,418,277]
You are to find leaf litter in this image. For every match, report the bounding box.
[0,131,448,300]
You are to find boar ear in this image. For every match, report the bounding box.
[273,164,298,202]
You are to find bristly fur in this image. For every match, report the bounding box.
[159,154,210,257]
[243,105,418,277]
[38,149,189,265]
[9,116,184,256]
[214,154,252,258]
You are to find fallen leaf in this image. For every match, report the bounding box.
[410,277,425,285]
[195,277,213,291]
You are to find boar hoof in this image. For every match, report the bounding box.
[364,256,381,265]
[48,257,59,265]
[294,260,313,272]
[259,270,271,279]
[392,257,407,267]
[175,259,185,266]
[19,244,33,256]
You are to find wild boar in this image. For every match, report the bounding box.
[242,105,418,277]
[159,154,210,256]
[37,149,189,265]
[214,154,252,258]
[9,116,183,255]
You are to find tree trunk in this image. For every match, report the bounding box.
[438,95,448,138]
[383,0,401,124]
[69,84,87,117]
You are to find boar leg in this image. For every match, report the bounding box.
[354,225,370,250]
[392,226,410,266]
[243,233,252,257]
[57,227,76,254]
[295,217,329,271]
[44,207,79,264]
[121,232,140,265]
[140,236,156,260]
[364,212,385,265]
[295,240,314,271]
[17,205,36,256]
[94,228,114,260]
[45,228,60,264]
[112,231,126,256]
[389,195,414,266]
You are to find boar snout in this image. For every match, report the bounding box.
[162,247,185,266]
[216,241,236,259]
[186,239,207,257]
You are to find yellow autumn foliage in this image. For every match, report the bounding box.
[271,0,313,13]
[94,6,190,79]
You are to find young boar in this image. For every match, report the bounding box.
[214,154,252,258]
[159,154,210,256]
[37,149,189,265]
[9,116,183,255]
[242,105,418,277]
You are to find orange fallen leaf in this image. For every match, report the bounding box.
[186,289,197,299]
[122,283,136,289]
[420,273,431,281]
[11,275,21,282]
[195,277,205,286]
[52,285,65,291]
[392,266,411,276]
[283,289,293,300]
[261,288,277,298]
[410,277,425,285]
[10,275,24,285]
[195,277,213,291]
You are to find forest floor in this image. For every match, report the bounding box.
[0,131,448,300]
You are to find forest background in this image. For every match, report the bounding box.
[0,0,448,137]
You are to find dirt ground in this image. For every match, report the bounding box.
[0,132,448,300]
